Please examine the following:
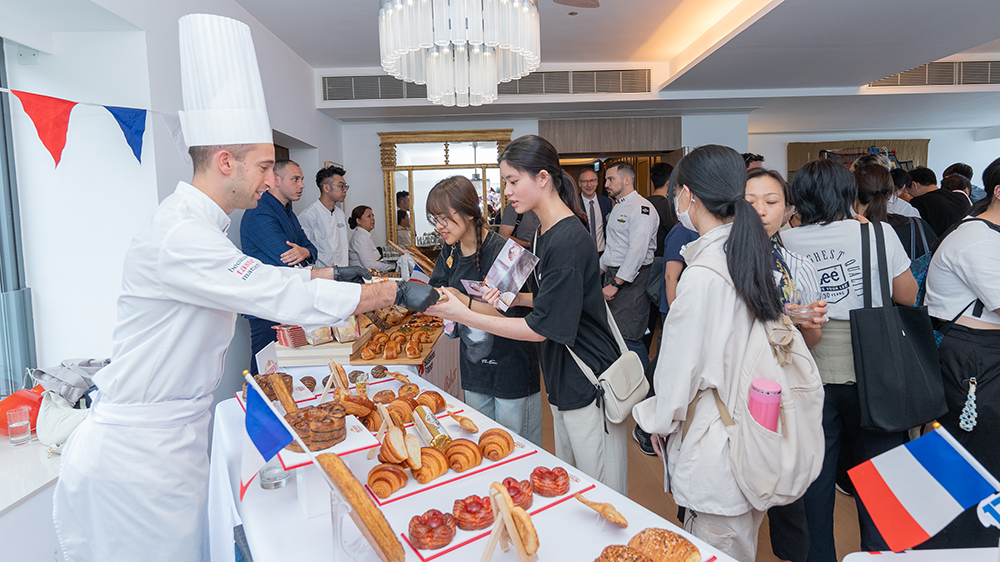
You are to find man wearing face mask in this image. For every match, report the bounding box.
[600,161,659,370]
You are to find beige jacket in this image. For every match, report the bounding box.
[633,223,755,516]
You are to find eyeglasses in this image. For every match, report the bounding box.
[335,183,350,191]
[580,179,598,185]
[426,213,455,227]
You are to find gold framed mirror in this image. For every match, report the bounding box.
[377,129,513,250]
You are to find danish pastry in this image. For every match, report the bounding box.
[503,477,533,510]
[453,494,494,531]
[411,447,449,484]
[446,438,483,473]
[530,466,570,497]
[371,332,389,345]
[362,409,383,432]
[373,389,396,404]
[389,332,409,345]
[370,365,389,379]
[367,463,408,499]
[360,347,377,361]
[398,383,420,399]
[405,342,421,359]
[408,509,456,550]
[478,428,515,461]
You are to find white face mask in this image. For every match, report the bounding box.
[674,187,696,231]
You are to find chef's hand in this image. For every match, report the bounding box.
[282,242,312,265]
[333,266,372,284]
[395,281,439,312]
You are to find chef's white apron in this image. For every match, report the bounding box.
[54,394,213,562]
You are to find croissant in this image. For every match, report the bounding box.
[372,332,389,344]
[446,438,483,473]
[383,347,398,360]
[334,388,374,418]
[373,389,396,404]
[411,447,449,484]
[389,332,409,345]
[368,463,408,499]
[362,409,383,432]
[386,399,415,426]
[379,426,408,465]
[416,391,446,414]
[478,428,515,462]
[411,331,433,343]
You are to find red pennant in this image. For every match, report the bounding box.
[11,90,78,166]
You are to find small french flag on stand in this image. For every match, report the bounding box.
[238,375,294,500]
[410,262,430,284]
[848,424,1000,552]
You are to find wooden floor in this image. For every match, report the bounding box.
[536,338,863,562]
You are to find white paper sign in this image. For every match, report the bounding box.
[255,341,279,375]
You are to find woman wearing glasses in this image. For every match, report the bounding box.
[424,176,542,446]
[427,135,627,495]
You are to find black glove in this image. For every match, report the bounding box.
[332,266,371,284]
[395,281,439,312]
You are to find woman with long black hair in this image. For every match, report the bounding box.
[426,135,627,494]
[424,176,542,446]
[632,145,784,561]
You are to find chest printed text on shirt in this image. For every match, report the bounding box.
[228,255,262,281]
[803,248,863,304]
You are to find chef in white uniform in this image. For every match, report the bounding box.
[52,14,436,562]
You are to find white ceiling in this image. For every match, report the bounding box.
[0,0,136,33]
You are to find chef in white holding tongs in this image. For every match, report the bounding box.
[52,14,437,562]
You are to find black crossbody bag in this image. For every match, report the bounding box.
[850,221,947,433]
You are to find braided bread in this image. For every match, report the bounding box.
[446,438,483,473]
[411,447,449,484]
[367,463,408,499]
[478,428,515,461]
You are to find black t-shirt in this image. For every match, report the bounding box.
[887,214,938,259]
[428,231,540,399]
[910,189,972,237]
[525,216,618,410]
[646,194,677,257]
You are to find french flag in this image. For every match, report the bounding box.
[238,375,294,500]
[410,262,430,284]
[848,425,1000,552]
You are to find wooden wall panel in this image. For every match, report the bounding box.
[538,117,682,155]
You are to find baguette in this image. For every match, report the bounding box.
[315,453,405,562]
[268,373,298,413]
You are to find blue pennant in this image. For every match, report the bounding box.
[104,105,147,163]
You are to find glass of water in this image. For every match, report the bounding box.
[785,290,824,323]
[7,405,31,447]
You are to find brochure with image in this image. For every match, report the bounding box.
[461,238,539,312]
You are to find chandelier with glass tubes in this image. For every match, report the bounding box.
[378,0,541,107]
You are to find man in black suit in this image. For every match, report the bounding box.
[579,168,613,254]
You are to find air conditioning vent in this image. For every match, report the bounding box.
[870,60,1000,87]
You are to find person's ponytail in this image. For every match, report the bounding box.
[555,171,587,225]
[674,145,783,322]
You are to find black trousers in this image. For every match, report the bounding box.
[919,325,1000,549]
[248,317,279,375]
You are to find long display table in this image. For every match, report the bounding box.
[207,364,735,562]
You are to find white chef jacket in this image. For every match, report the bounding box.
[348,227,392,272]
[633,223,755,516]
[298,199,349,267]
[53,182,362,562]
[599,190,658,283]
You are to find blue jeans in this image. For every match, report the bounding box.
[464,390,543,448]
[802,384,907,562]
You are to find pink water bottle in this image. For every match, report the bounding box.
[748,379,781,432]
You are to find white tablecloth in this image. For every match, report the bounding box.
[208,365,735,562]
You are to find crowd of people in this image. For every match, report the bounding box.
[235,133,999,562]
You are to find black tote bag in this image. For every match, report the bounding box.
[850,222,947,433]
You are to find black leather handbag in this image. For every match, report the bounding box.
[850,222,947,433]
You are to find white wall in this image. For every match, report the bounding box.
[5,32,158,367]
[340,119,539,247]
[681,113,750,152]
[750,129,1000,180]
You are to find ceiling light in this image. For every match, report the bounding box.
[378,0,541,107]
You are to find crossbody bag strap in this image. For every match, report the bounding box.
[872,221,893,307]
[909,217,918,258]
[915,218,930,256]
[861,222,873,309]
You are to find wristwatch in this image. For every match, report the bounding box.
[609,278,621,289]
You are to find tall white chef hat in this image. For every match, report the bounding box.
[177,13,271,147]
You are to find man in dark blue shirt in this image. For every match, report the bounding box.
[240,158,319,371]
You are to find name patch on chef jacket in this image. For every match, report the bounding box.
[617,217,626,223]
[228,255,262,281]
[641,206,650,215]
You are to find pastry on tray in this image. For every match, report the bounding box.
[594,545,654,562]
[241,373,292,402]
[503,477,533,510]
[367,463,408,499]
[361,409,383,432]
[408,509,456,550]
[478,428,515,461]
[385,398,416,426]
[411,447,449,484]
[300,376,316,392]
[446,438,483,473]
[370,365,389,379]
[530,466,570,497]
[333,388,374,418]
[626,528,701,562]
[373,389,396,404]
[348,370,366,383]
[453,494,494,531]
[416,390,447,414]
[398,383,420,399]
[284,403,346,452]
